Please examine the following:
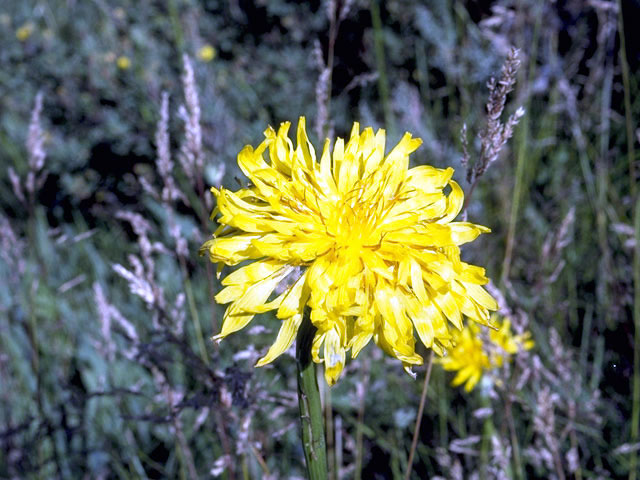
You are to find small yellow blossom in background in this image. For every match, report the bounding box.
[439,316,534,392]
[197,44,217,62]
[116,56,131,70]
[16,22,34,42]
[202,117,498,385]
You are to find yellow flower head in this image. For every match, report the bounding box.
[202,117,498,385]
[116,55,131,70]
[198,44,217,62]
[439,316,534,392]
[16,22,34,42]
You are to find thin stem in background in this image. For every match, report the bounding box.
[610,20,637,471]
[568,402,583,480]
[214,410,234,480]
[501,3,543,284]
[335,415,343,478]
[296,312,328,479]
[551,436,567,480]
[414,39,432,107]
[322,2,338,140]
[354,361,370,480]
[404,351,434,480]
[370,0,394,135]
[249,444,271,477]
[26,270,44,479]
[596,17,615,330]
[178,257,208,365]
[26,213,47,478]
[196,175,220,337]
[631,195,640,480]
[617,0,636,198]
[177,175,221,339]
[462,177,480,213]
[167,0,184,52]
[241,458,249,480]
[316,0,353,140]
[505,388,524,480]
[173,414,199,480]
[479,392,495,480]
[437,366,448,448]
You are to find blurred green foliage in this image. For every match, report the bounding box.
[1,0,639,478]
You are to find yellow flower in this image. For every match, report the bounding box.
[16,22,34,42]
[198,44,217,62]
[202,117,498,385]
[116,56,131,70]
[439,316,534,392]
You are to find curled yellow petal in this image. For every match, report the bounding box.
[255,313,303,367]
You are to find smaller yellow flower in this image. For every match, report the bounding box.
[197,44,217,62]
[16,22,34,42]
[116,55,131,70]
[439,316,533,392]
[488,316,534,358]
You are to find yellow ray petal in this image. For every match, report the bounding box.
[255,313,303,367]
[276,270,309,319]
[296,117,316,170]
[433,291,463,331]
[203,234,262,265]
[323,328,346,386]
[405,165,454,192]
[382,132,422,198]
[311,330,325,363]
[214,285,245,304]
[318,138,339,197]
[214,265,292,339]
[463,282,498,311]
[362,128,386,175]
[221,259,287,286]
[350,330,373,358]
[437,179,464,223]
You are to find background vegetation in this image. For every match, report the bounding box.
[1,0,638,478]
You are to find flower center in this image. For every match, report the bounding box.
[330,186,385,252]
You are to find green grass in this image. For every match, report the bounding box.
[0,1,637,478]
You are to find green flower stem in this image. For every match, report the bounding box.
[296,313,328,479]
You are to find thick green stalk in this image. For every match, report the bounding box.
[297,313,328,479]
